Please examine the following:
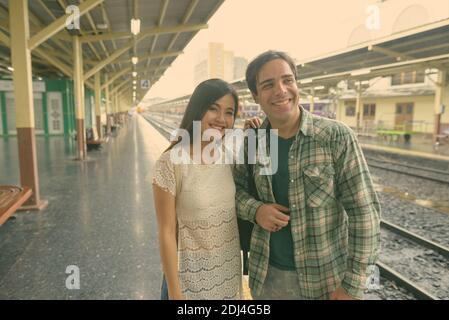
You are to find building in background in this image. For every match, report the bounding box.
[194,43,248,85]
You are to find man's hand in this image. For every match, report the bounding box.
[244,117,262,130]
[255,203,290,232]
[329,287,356,300]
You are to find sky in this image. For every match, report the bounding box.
[143,0,449,101]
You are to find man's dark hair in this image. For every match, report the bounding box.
[245,50,297,95]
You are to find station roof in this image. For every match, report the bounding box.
[0,0,224,99]
[231,18,449,92]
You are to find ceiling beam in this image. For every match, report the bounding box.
[113,51,182,64]
[99,3,122,72]
[368,45,414,61]
[101,66,132,90]
[80,23,207,43]
[145,0,169,69]
[0,30,10,46]
[154,0,199,78]
[29,0,104,50]
[34,47,72,77]
[84,48,181,81]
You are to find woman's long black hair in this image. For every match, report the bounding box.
[166,78,239,151]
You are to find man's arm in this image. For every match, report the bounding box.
[334,127,381,299]
[232,136,265,223]
[233,160,265,224]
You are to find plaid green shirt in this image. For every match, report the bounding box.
[233,107,381,299]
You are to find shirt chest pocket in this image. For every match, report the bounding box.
[303,164,336,208]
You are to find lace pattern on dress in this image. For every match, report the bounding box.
[151,151,176,196]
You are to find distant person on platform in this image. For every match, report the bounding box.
[233,50,381,300]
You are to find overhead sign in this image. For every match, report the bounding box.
[0,80,46,92]
[140,79,150,90]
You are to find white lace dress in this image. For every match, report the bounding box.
[152,150,242,300]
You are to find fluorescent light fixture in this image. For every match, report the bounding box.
[133,86,136,90]
[132,71,137,77]
[7,66,14,71]
[132,56,138,65]
[313,86,325,90]
[38,77,43,81]
[97,23,108,29]
[130,18,141,35]
[133,80,136,84]
[300,79,312,84]
[350,68,371,76]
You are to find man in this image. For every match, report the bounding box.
[234,51,381,300]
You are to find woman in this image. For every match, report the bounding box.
[152,79,242,300]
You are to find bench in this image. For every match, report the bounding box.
[376,130,413,142]
[110,124,119,133]
[86,127,105,151]
[0,185,32,225]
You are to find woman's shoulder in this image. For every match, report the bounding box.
[156,149,173,164]
[158,144,192,165]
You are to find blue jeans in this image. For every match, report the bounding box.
[161,275,169,300]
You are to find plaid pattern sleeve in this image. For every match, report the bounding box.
[232,144,265,224]
[333,126,381,299]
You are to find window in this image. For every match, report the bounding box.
[363,103,376,119]
[406,104,413,114]
[396,102,413,114]
[391,71,425,85]
[345,101,355,117]
[396,103,414,115]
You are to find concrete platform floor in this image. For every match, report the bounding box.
[0,116,168,299]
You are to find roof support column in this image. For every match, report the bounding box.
[118,94,121,122]
[434,69,447,145]
[113,92,117,125]
[73,35,86,160]
[9,0,48,210]
[105,74,111,135]
[94,72,102,139]
[117,94,121,124]
[355,82,362,132]
[309,88,315,114]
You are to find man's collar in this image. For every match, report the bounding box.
[259,105,314,138]
[297,105,314,138]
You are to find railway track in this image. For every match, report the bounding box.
[366,156,449,185]
[378,219,449,300]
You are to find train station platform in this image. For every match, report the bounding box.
[358,135,449,162]
[0,115,169,299]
